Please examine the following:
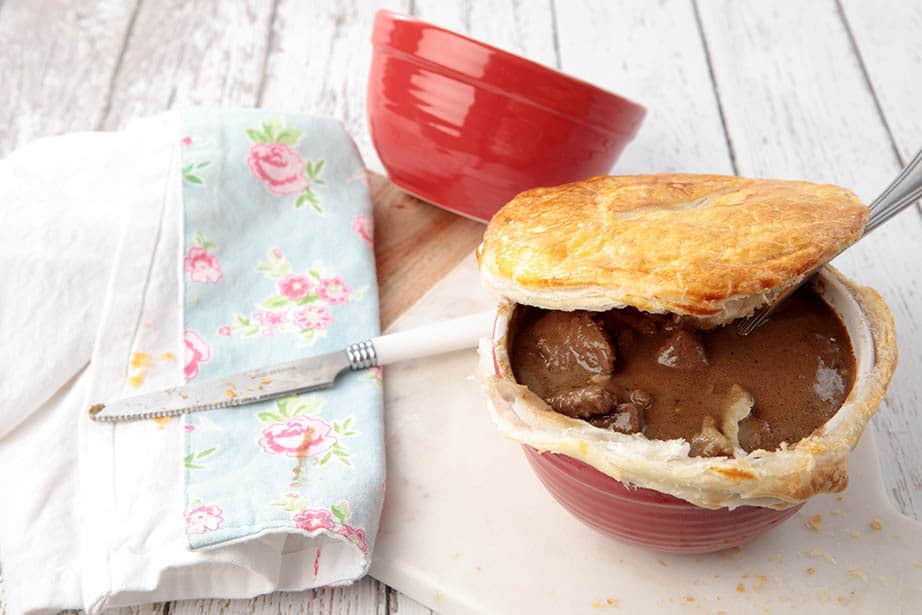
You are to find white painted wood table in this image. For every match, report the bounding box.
[1,1,921,613]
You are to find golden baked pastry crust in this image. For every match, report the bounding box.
[478,174,868,325]
[481,267,897,510]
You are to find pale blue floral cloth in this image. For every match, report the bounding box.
[178,110,383,574]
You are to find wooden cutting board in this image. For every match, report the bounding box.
[369,172,485,329]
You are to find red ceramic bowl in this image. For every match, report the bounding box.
[368,10,646,222]
[522,446,802,554]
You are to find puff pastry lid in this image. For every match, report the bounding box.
[478,174,867,325]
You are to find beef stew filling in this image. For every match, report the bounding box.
[510,286,856,456]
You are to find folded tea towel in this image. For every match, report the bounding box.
[0,110,384,614]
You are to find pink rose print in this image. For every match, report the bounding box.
[184,329,212,380]
[184,245,222,284]
[318,276,351,304]
[217,325,231,336]
[181,136,192,146]
[258,415,336,459]
[272,248,283,259]
[292,304,332,330]
[185,504,223,535]
[247,143,308,196]
[252,310,287,335]
[293,508,336,532]
[337,524,368,555]
[352,215,373,246]
[278,274,312,300]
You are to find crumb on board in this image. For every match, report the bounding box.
[736,583,746,593]
[260,376,273,384]
[850,531,861,539]
[806,568,816,575]
[879,576,889,587]
[870,519,882,531]
[684,596,694,602]
[159,351,175,361]
[848,568,868,583]
[808,514,823,530]
[226,389,237,398]
[914,563,922,569]
[606,598,617,606]
[831,508,844,516]
[806,548,838,565]
[742,573,749,579]
[837,596,847,605]
[658,559,668,567]
[836,495,845,502]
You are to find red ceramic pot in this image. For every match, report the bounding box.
[368,10,646,222]
[490,302,849,553]
[522,446,802,554]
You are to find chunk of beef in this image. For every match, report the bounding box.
[689,415,733,457]
[547,385,618,418]
[531,310,616,376]
[589,402,644,434]
[656,329,708,370]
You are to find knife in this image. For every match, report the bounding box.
[89,310,495,423]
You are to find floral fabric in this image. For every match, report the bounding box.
[180,110,383,572]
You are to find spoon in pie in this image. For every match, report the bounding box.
[737,147,922,336]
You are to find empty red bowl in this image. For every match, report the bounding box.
[367,10,646,222]
[522,446,802,553]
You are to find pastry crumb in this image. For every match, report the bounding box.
[260,376,273,384]
[657,559,668,567]
[806,568,816,575]
[684,595,694,602]
[225,389,237,398]
[848,568,868,583]
[831,508,844,516]
[736,583,746,593]
[869,519,882,531]
[850,530,861,538]
[606,598,617,606]
[806,548,837,565]
[807,514,823,530]
[159,351,175,361]
[836,495,845,502]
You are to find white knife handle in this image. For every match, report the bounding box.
[368,310,495,366]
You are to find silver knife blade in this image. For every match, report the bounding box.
[89,350,351,423]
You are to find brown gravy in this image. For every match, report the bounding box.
[510,287,856,455]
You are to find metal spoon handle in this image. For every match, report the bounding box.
[866,147,922,233]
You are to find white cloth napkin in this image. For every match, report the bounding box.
[0,114,371,614]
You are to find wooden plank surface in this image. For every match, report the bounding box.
[839,0,922,164]
[697,0,922,519]
[0,0,138,152]
[554,0,733,174]
[100,0,275,130]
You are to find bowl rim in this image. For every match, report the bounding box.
[484,266,898,510]
[371,9,646,137]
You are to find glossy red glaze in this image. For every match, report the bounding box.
[368,10,646,222]
[523,446,802,553]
